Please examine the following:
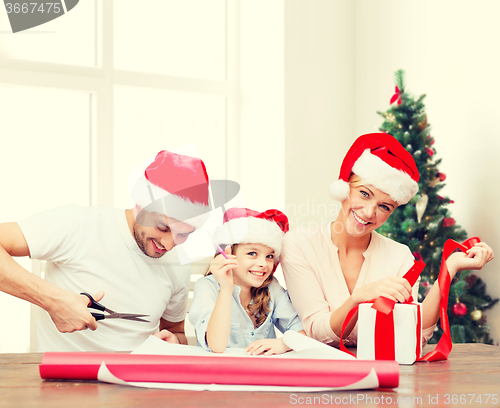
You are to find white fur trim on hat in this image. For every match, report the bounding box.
[132,177,209,229]
[329,179,351,202]
[352,149,419,204]
[213,217,285,259]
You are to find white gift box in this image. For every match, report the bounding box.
[357,302,423,365]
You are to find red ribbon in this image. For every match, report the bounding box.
[390,86,402,105]
[415,303,422,360]
[374,310,395,360]
[419,236,481,362]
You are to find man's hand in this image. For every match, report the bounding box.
[45,290,105,333]
[154,329,180,344]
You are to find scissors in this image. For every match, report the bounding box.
[81,292,150,323]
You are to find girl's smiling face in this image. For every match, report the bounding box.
[232,243,275,290]
[339,177,398,237]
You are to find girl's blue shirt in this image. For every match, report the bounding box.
[188,275,303,351]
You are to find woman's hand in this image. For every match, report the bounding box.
[245,337,291,356]
[446,242,494,279]
[209,245,238,291]
[351,276,412,305]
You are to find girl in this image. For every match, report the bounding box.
[188,207,305,355]
[281,133,494,348]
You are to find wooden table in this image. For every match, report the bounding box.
[1,344,499,408]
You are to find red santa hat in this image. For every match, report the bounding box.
[130,150,210,229]
[329,133,419,205]
[213,208,289,262]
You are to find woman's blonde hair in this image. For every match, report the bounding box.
[348,172,364,187]
[205,244,272,327]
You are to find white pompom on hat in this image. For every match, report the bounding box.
[213,208,289,264]
[329,133,419,205]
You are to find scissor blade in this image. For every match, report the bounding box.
[120,316,150,322]
[106,313,150,322]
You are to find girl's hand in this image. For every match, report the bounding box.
[351,276,412,305]
[153,329,180,344]
[446,242,494,279]
[209,245,238,291]
[245,337,291,356]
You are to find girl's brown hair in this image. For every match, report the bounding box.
[205,244,272,327]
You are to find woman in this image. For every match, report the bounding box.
[281,133,494,348]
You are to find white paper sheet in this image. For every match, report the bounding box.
[97,363,379,392]
[131,331,355,360]
[97,332,374,392]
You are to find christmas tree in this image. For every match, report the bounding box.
[377,70,498,344]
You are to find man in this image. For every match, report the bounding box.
[0,150,210,351]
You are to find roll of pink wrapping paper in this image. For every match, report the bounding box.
[40,353,399,388]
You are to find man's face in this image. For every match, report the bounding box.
[133,211,196,258]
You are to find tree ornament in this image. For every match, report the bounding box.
[443,217,456,227]
[420,280,431,297]
[429,177,441,187]
[465,274,478,289]
[390,86,402,105]
[425,147,435,157]
[438,172,446,181]
[418,115,428,131]
[471,309,483,321]
[452,302,467,317]
[415,194,429,223]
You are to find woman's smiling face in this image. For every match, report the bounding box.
[338,176,398,238]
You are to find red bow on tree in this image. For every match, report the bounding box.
[390,86,402,105]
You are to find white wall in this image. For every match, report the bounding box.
[284,0,355,231]
[238,0,287,214]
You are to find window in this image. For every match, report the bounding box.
[0,0,236,352]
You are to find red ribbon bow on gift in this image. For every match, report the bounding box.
[339,237,481,363]
[390,86,402,105]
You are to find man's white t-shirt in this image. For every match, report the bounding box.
[19,204,191,352]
